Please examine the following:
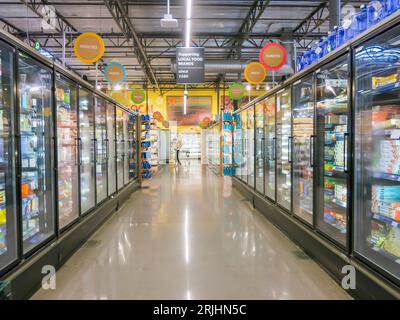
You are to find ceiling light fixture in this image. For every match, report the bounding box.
[114,84,121,91]
[161,0,178,28]
[246,84,251,91]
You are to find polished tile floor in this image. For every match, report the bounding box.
[33,162,350,300]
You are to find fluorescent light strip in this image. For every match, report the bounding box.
[185,0,192,47]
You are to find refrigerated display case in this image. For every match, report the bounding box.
[106,102,116,195]
[116,107,124,189]
[127,113,137,181]
[241,110,248,182]
[293,76,314,225]
[233,113,242,179]
[0,40,18,270]
[247,106,255,187]
[276,88,292,211]
[95,96,107,203]
[79,88,95,214]
[255,101,264,194]
[354,27,400,281]
[18,53,54,253]
[264,95,276,201]
[55,73,79,229]
[316,56,349,246]
[123,111,130,184]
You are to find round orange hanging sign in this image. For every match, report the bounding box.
[260,43,287,71]
[244,62,266,85]
[74,32,105,63]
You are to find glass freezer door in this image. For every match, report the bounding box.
[233,113,243,180]
[354,28,400,281]
[264,95,276,201]
[255,101,264,194]
[79,88,95,214]
[293,76,314,225]
[247,106,255,188]
[106,102,116,195]
[95,96,107,203]
[241,110,248,182]
[276,88,292,211]
[316,56,349,246]
[116,107,124,190]
[123,111,130,185]
[0,41,18,271]
[55,74,79,229]
[18,53,55,253]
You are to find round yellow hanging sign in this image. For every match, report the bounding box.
[244,61,266,85]
[74,32,105,63]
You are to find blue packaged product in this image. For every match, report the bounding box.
[336,26,346,48]
[296,54,304,71]
[356,5,368,33]
[367,1,385,28]
[327,28,337,52]
[315,37,328,60]
[384,0,398,16]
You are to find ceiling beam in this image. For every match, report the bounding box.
[19,0,77,34]
[228,0,271,59]
[104,0,160,92]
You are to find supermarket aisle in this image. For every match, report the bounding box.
[32,163,350,300]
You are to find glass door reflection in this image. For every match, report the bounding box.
[79,88,95,214]
[95,96,107,203]
[276,88,292,211]
[293,76,314,225]
[0,41,18,270]
[56,74,79,229]
[18,53,55,253]
[255,101,264,194]
[264,95,276,201]
[247,106,255,188]
[316,56,349,246]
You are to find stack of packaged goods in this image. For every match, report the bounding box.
[0,189,6,254]
[149,118,159,171]
[128,114,137,179]
[297,0,400,72]
[369,104,400,259]
[140,114,153,179]
[222,112,233,175]
[232,113,242,176]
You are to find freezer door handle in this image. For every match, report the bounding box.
[75,137,79,166]
[288,136,293,163]
[78,137,83,165]
[344,133,349,173]
[272,137,276,160]
[92,138,97,164]
[310,135,315,167]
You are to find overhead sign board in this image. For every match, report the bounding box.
[260,43,287,70]
[104,62,126,84]
[228,83,246,100]
[244,62,266,85]
[131,89,146,104]
[176,47,204,84]
[74,32,105,63]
